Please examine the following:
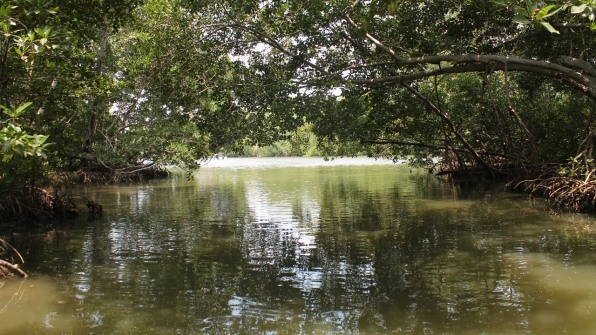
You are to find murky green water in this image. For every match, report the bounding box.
[3,157,596,334]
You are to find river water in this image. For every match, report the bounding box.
[2,157,596,334]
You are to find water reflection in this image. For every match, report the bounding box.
[5,157,596,334]
[0,277,74,334]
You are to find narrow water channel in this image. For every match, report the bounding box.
[2,157,596,334]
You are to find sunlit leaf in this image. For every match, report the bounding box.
[540,21,559,34]
[570,4,588,14]
[536,5,561,20]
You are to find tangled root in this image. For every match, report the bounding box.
[510,164,596,213]
[0,187,78,223]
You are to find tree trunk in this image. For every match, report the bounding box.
[83,21,111,155]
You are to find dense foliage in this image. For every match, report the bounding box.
[1,0,595,213]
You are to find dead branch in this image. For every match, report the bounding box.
[0,259,28,278]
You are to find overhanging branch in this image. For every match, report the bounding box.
[341,10,595,100]
[349,61,595,100]
[361,138,514,159]
[222,11,596,100]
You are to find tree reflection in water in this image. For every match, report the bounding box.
[8,158,596,334]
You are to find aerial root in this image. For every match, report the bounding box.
[511,166,596,213]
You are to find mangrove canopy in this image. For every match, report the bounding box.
[1,0,596,218]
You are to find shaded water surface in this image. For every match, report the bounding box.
[3,157,596,334]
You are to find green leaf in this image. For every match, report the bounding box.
[536,5,561,20]
[2,139,13,152]
[14,102,33,116]
[0,5,11,18]
[513,13,531,24]
[525,0,534,14]
[34,135,49,145]
[540,21,560,34]
[1,102,33,118]
[12,145,23,156]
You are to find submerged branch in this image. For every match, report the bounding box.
[0,238,24,264]
[0,259,28,278]
[0,238,28,279]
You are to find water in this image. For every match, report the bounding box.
[3,157,596,334]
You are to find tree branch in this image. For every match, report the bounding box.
[348,60,595,100]
[341,11,595,99]
[401,83,497,173]
[361,138,513,159]
[0,259,28,278]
